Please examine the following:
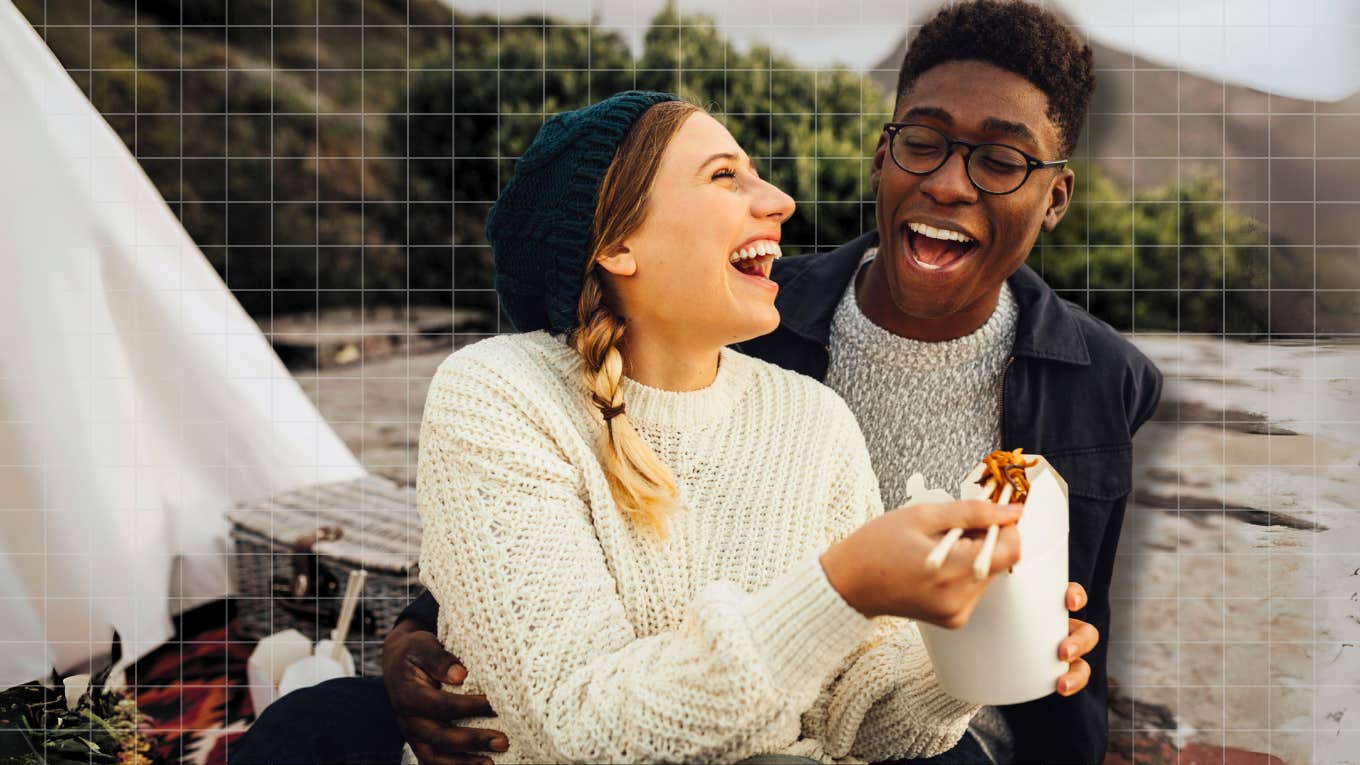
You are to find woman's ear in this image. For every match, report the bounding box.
[596,243,637,277]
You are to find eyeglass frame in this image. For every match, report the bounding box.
[881,122,1069,195]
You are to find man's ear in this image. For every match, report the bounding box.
[870,133,889,196]
[1041,167,1076,231]
[596,243,637,277]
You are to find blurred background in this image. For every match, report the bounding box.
[6,0,1358,763]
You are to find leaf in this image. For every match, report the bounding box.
[79,709,121,740]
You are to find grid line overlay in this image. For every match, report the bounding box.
[10,1,1359,764]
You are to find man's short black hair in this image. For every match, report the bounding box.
[895,0,1095,156]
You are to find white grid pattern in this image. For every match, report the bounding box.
[9,1,1359,763]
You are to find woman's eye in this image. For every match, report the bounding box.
[712,168,737,181]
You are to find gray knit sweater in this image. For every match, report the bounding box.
[823,249,1018,507]
[821,249,1020,763]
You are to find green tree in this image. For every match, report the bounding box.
[1030,167,1268,334]
[406,2,893,294]
[29,0,1268,333]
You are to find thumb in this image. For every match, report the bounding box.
[927,499,1022,532]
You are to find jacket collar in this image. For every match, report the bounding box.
[771,231,1091,365]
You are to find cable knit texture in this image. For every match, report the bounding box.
[415,331,976,764]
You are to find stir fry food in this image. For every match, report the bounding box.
[975,448,1040,504]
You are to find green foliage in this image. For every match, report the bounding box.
[1030,166,1268,334]
[0,666,153,765]
[30,0,1266,334]
[407,2,891,292]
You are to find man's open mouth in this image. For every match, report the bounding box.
[904,222,979,272]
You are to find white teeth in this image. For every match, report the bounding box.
[907,222,975,243]
[728,240,783,263]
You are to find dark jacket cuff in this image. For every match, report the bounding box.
[395,590,439,633]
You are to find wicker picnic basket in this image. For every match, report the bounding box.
[227,474,424,676]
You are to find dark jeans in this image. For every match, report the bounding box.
[228,677,993,765]
[889,730,994,764]
[229,677,404,765]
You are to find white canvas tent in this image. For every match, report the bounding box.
[0,0,366,686]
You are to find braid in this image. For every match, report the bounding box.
[571,270,680,536]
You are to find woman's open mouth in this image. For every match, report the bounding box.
[904,222,979,273]
[729,240,781,281]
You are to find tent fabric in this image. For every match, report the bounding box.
[0,0,366,686]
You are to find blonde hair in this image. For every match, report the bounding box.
[570,100,700,536]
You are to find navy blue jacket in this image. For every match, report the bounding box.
[738,232,1163,764]
[400,231,1163,764]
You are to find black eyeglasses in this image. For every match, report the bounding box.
[882,123,1068,195]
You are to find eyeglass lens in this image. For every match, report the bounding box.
[891,125,1031,194]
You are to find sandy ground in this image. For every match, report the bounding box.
[291,333,1360,765]
[1110,336,1360,765]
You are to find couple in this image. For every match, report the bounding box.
[233,2,1161,763]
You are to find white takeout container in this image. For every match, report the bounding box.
[247,631,357,713]
[278,639,355,697]
[247,629,312,714]
[916,455,1070,705]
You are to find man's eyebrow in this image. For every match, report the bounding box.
[981,117,1040,148]
[903,106,953,124]
[903,107,1042,149]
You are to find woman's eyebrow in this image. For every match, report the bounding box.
[698,151,742,171]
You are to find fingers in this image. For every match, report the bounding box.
[946,523,1021,575]
[1066,582,1088,611]
[1062,618,1100,661]
[409,740,498,765]
[405,719,509,759]
[925,499,1023,533]
[1056,658,1090,696]
[988,524,1021,572]
[404,632,463,685]
[409,744,494,765]
[414,687,497,720]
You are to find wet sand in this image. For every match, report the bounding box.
[1112,336,1360,765]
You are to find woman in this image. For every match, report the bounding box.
[414,91,1093,764]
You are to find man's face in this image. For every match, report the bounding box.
[870,60,1075,325]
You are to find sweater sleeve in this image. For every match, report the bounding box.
[815,618,979,762]
[809,401,980,762]
[416,355,875,764]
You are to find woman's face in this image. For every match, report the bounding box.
[600,112,796,348]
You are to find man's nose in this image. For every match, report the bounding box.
[919,148,978,205]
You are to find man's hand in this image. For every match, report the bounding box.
[382,619,507,765]
[1056,583,1099,697]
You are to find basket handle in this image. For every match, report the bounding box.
[288,525,344,598]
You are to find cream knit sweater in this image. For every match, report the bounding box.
[415,331,977,764]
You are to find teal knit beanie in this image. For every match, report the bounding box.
[486,90,681,334]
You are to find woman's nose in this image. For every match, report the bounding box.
[754,177,796,224]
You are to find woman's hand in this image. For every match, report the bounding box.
[820,499,1023,627]
[1057,583,1099,696]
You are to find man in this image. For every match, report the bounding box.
[231,2,1160,763]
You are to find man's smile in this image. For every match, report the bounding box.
[901,219,982,274]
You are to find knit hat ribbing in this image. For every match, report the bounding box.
[486,91,680,334]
